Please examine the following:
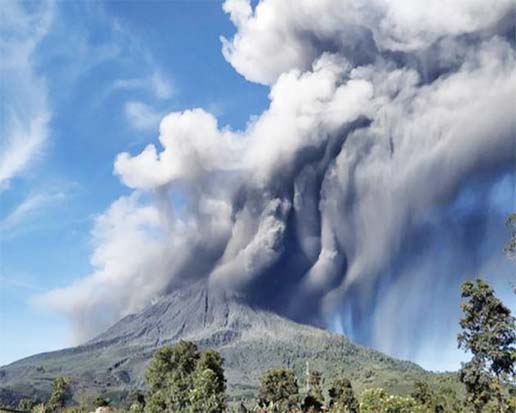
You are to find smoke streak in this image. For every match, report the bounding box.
[38,0,516,369]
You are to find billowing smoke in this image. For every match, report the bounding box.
[39,0,516,369]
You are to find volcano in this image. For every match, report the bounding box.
[0,281,439,405]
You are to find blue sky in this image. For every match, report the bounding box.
[0,0,268,366]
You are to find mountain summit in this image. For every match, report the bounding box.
[0,281,432,405]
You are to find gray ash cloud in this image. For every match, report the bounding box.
[40,0,516,369]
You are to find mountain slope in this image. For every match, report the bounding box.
[0,281,441,405]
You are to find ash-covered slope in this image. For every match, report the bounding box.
[0,281,435,405]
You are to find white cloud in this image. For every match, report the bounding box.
[34,191,234,340]
[151,71,174,99]
[0,191,66,238]
[116,108,245,188]
[0,275,40,291]
[0,1,53,188]
[114,71,174,100]
[124,101,163,132]
[221,0,513,84]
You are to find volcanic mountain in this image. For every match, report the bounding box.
[0,281,441,405]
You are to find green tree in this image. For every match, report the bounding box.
[410,381,433,407]
[47,377,71,412]
[258,368,300,412]
[188,350,226,413]
[328,377,359,413]
[94,396,110,408]
[18,398,36,411]
[301,394,323,413]
[189,368,225,413]
[145,341,199,413]
[128,390,146,413]
[458,279,516,413]
[33,404,52,413]
[504,213,516,259]
[306,369,324,405]
[434,386,464,413]
[360,388,425,413]
[145,342,226,413]
[360,388,387,413]
[195,350,225,395]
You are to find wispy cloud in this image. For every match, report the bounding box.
[0,274,41,291]
[0,191,66,238]
[124,101,163,132]
[0,2,54,189]
[113,71,174,100]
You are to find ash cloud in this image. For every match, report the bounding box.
[38,0,516,369]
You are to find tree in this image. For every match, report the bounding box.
[18,398,36,411]
[458,279,516,412]
[128,390,146,413]
[504,213,516,259]
[410,381,433,407]
[145,341,199,413]
[95,396,110,408]
[188,350,226,413]
[47,377,71,412]
[258,368,300,411]
[433,386,464,413]
[360,388,425,413]
[145,342,226,413]
[301,394,323,413]
[306,369,324,404]
[328,377,358,413]
[33,404,52,413]
[189,368,225,413]
[195,350,225,395]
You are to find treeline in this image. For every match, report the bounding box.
[15,278,515,413]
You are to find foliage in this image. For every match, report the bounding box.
[32,403,52,413]
[128,390,146,413]
[144,341,226,413]
[410,381,433,406]
[306,369,324,404]
[95,396,110,408]
[504,213,516,259]
[195,350,226,395]
[18,398,36,411]
[258,368,299,411]
[433,385,464,413]
[301,394,323,412]
[458,279,516,412]
[145,341,198,412]
[360,388,425,413]
[328,377,359,413]
[189,368,225,412]
[47,377,71,412]
[66,407,91,413]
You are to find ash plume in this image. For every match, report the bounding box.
[38,0,516,369]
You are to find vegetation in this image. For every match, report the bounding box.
[144,341,225,413]
[47,377,71,412]
[458,279,515,412]
[504,213,516,259]
[6,276,515,413]
[17,398,36,411]
[257,368,299,412]
[4,216,515,412]
[127,390,146,413]
[93,396,110,408]
[328,377,359,413]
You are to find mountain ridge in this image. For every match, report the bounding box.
[0,281,442,406]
